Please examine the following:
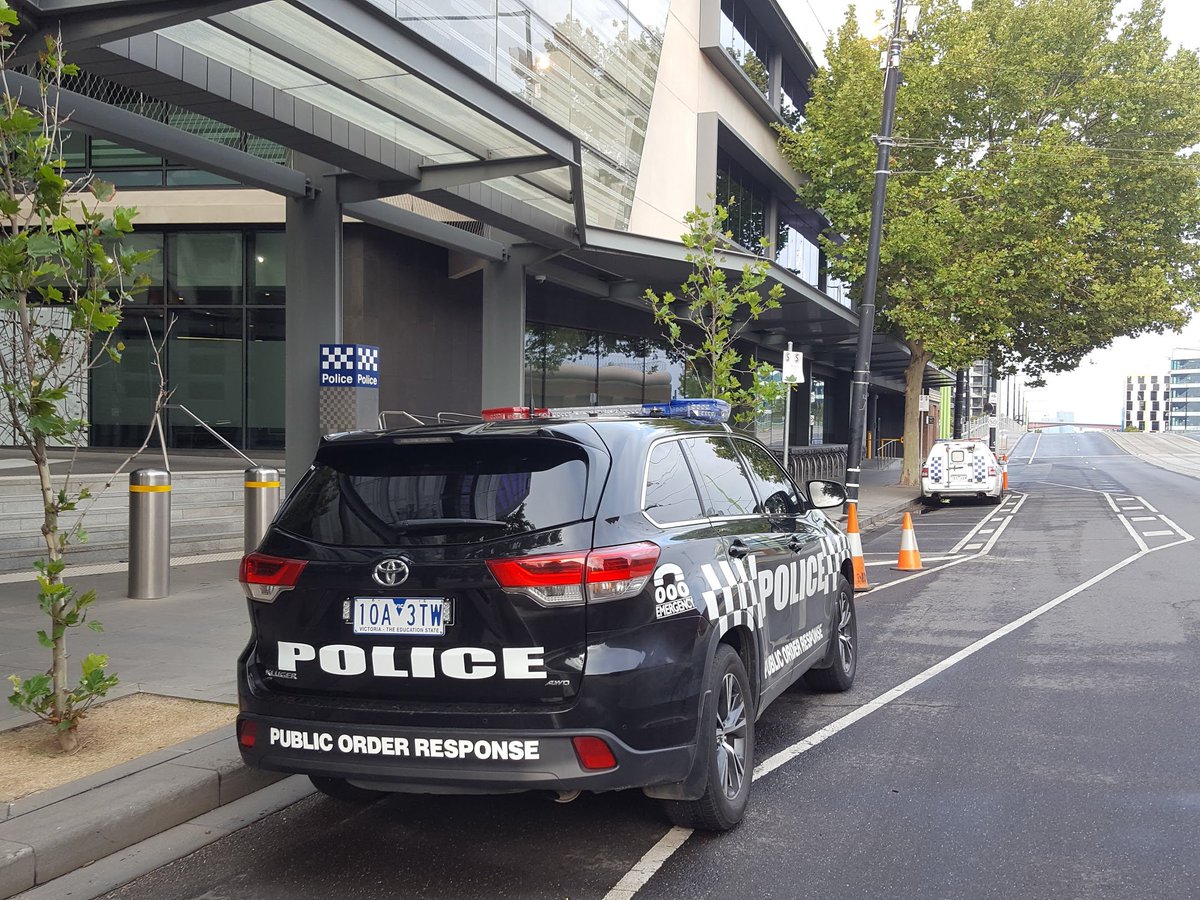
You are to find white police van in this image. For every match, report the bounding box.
[920,439,1002,504]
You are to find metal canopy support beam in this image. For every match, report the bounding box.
[3,71,310,198]
[288,0,577,165]
[209,12,573,204]
[481,257,527,408]
[336,155,564,204]
[285,155,344,482]
[344,199,507,262]
[427,182,579,250]
[11,0,257,65]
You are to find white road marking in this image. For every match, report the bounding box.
[1136,496,1159,513]
[979,528,995,534]
[607,516,1195,899]
[865,555,964,567]
[1116,516,1149,552]
[1130,516,1156,522]
[1142,530,1174,537]
[964,543,983,550]
[603,827,693,900]
[1026,432,1042,464]
[949,500,1019,555]
[1120,507,1145,512]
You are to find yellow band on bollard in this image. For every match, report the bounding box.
[129,484,171,493]
[244,481,281,488]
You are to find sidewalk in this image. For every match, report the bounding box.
[0,473,919,899]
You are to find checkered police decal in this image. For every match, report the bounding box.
[319,344,380,389]
[929,457,943,481]
[973,455,987,481]
[698,533,849,638]
[357,346,379,372]
[320,344,356,372]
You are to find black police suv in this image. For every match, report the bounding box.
[236,400,858,831]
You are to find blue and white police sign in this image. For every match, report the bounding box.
[319,344,379,389]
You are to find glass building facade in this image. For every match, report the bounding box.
[374,0,671,230]
[88,229,286,451]
[1168,353,1200,431]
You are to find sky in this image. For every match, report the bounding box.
[778,0,1200,423]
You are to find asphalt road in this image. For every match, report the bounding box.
[102,431,1200,900]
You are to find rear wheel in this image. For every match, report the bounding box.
[309,776,388,804]
[662,644,754,832]
[804,576,857,692]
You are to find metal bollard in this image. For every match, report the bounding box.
[128,468,171,599]
[244,466,281,553]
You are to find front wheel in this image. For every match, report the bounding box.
[662,644,755,832]
[804,576,858,692]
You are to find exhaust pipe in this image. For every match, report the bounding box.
[552,790,581,804]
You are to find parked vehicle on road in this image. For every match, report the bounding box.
[235,400,857,831]
[921,439,1003,504]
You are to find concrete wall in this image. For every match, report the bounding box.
[629,0,806,241]
[342,225,484,420]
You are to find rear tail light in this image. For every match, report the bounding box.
[239,553,308,602]
[585,542,659,602]
[988,467,997,476]
[487,542,660,607]
[921,466,929,478]
[480,406,550,421]
[237,718,257,749]
[572,736,617,770]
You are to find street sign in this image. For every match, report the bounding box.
[782,350,805,384]
[918,395,930,411]
[988,391,998,406]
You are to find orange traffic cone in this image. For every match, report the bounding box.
[1001,454,1009,491]
[846,504,871,591]
[894,511,923,571]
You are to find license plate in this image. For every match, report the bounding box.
[351,598,451,636]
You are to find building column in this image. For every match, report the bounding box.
[481,256,526,409]
[285,155,342,486]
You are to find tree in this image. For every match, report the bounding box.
[778,0,1200,484]
[1,4,151,751]
[644,202,786,425]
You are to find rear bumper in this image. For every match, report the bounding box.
[237,713,694,794]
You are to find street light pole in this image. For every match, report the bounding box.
[845,0,911,512]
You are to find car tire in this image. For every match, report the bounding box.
[662,644,754,832]
[309,775,388,804]
[803,576,857,692]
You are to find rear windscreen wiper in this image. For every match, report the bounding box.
[391,518,509,533]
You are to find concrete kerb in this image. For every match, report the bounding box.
[0,725,284,899]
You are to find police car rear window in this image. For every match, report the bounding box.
[277,440,588,546]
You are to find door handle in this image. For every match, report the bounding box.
[728,540,753,559]
[787,534,816,552]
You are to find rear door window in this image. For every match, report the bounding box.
[643,439,704,524]
[277,439,588,545]
[683,435,759,518]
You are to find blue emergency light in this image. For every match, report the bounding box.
[642,399,731,423]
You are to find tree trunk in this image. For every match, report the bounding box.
[900,343,932,487]
[33,434,78,753]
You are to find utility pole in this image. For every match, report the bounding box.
[845,0,915,512]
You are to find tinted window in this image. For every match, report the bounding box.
[735,439,802,517]
[277,439,588,546]
[643,440,704,523]
[684,435,759,517]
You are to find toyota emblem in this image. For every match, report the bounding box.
[372,558,410,587]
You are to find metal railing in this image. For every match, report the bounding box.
[166,403,257,466]
[378,410,483,429]
[783,444,847,487]
[875,437,903,460]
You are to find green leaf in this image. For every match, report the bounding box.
[90,179,116,202]
[36,629,53,648]
[87,621,104,633]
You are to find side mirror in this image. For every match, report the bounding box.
[806,479,847,510]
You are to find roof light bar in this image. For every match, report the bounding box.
[479,398,731,424]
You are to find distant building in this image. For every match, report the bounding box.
[1168,350,1200,431]
[1125,375,1165,432]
